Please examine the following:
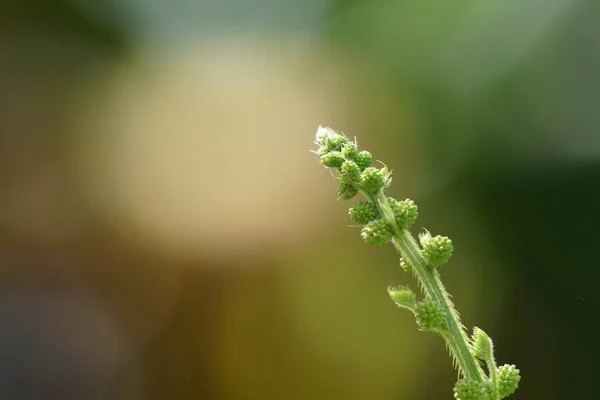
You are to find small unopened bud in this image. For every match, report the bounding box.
[361,219,392,246]
[389,198,418,229]
[342,141,359,160]
[420,231,454,267]
[338,183,359,200]
[349,202,379,225]
[355,151,372,171]
[388,286,417,311]
[415,300,447,332]
[340,161,362,183]
[320,151,345,168]
[471,327,494,361]
[498,365,521,398]
[360,167,386,194]
[453,378,487,400]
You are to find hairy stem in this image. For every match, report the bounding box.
[369,191,484,383]
[486,352,499,400]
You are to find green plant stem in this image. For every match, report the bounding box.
[486,353,499,400]
[368,190,485,383]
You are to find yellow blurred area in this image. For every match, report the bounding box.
[69,37,413,261]
[0,34,444,399]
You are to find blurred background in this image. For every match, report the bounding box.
[0,0,598,398]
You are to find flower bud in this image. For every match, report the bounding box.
[420,231,454,267]
[498,365,520,398]
[415,300,447,332]
[340,161,361,183]
[388,286,416,311]
[338,182,359,200]
[342,141,359,160]
[349,201,378,225]
[471,327,494,361]
[392,199,418,229]
[355,150,372,171]
[328,134,348,152]
[360,167,386,194]
[361,219,392,246]
[453,378,487,400]
[314,127,348,154]
[320,151,345,168]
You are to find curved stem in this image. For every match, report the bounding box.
[369,191,485,383]
[486,352,499,400]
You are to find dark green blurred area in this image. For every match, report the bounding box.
[0,0,598,399]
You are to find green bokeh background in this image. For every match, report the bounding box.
[0,1,597,399]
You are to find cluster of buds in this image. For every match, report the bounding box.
[315,126,387,199]
[314,127,420,247]
[452,364,521,400]
[314,126,520,399]
[315,127,452,268]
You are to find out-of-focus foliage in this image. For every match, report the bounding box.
[0,0,598,399]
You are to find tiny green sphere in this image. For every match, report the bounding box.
[415,300,447,332]
[338,182,359,200]
[393,199,419,229]
[361,219,392,246]
[320,151,345,168]
[360,167,386,193]
[341,161,362,183]
[497,365,521,398]
[348,201,378,225]
[453,379,487,400]
[342,141,359,160]
[355,151,372,171]
[398,257,413,274]
[421,234,454,267]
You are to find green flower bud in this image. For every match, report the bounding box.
[388,285,416,311]
[453,378,487,400]
[471,327,494,361]
[360,167,386,194]
[415,300,447,332]
[497,365,520,398]
[392,199,419,229]
[342,141,359,160]
[355,150,372,171]
[340,161,361,183]
[320,151,345,168]
[338,182,359,200]
[314,126,348,154]
[348,201,378,225]
[361,219,392,246]
[328,134,348,152]
[420,231,454,267]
